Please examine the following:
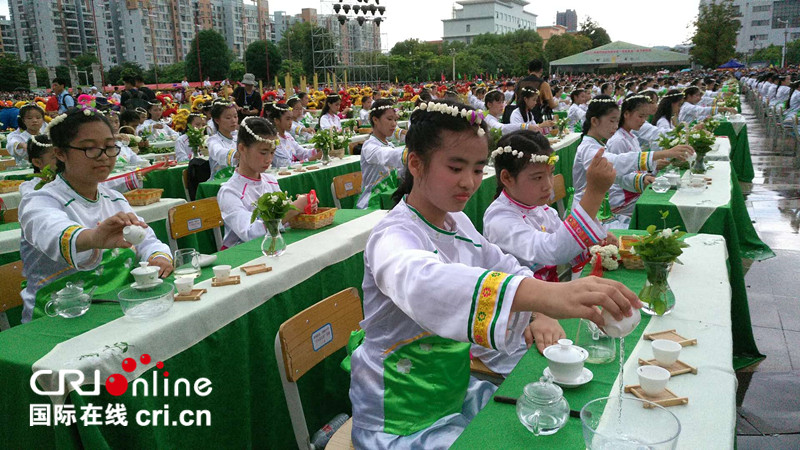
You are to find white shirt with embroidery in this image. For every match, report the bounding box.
[207,131,238,178]
[216,170,281,249]
[678,102,714,124]
[356,135,404,209]
[319,113,342,131]
[274,133,315,169]
[18,176,170,322]
[567,103,586,129]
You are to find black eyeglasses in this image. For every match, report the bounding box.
[67,145,121,159]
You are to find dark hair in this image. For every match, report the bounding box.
[570,88,585,102]
[266,102,291,122]
[17,104,45,131]
[321,94,340,116]
[134,75,145,83]
[146,101,162,120]
[582,95,619,135]
[414,90,433,107]
[368,99,394,126]
[210,102,236,131]
[484,90,505,106]
[493,130,553,198]
[683,86,701,99]
[296,92,308,101]
[52,78,67,87]
[619,94,652,127]
[186,113,205,131]
[392,100,488,205]
[237,117,277,148]
[48,109,114,173]
[27,134,52,173]
[786,81,800,109]
[119,110,140,128]
[515,87,539,123]
[286,97,301,109]
[651,90,683,126]
[123,76,136,86]
[600,82,614,95]
[528,59,544,73]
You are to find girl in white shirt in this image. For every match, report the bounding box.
[358,95,373,126]
[566,89,589,129]
[216,117,315,249]
[356,99,407,209]
[207,101,240,178]
[483,90,532,134]
[267,103,319,169]
[105,110,146,167]
[319,94,344,131]
[509,87,551,130]
[136,101,179,140]
[287,97,315,139]
[678,87,736,124]
[174,113,207,161]
[651,90,684,132]
[6,104,47,165]
[18,108,172,322]
[350,99,640,448]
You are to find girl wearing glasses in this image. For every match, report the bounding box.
[17,108,173,323]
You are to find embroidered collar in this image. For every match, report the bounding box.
[370,134,390,146]
[59,174,99,203]
[502,190,537,210]
[236,170,261,182]
[404,198,456,236]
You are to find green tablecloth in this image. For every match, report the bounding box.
[554,110,567,120]
[142,164,190,200]
[553,135,581,190]
[195,160,362,208]
[631,169,772,368]
[454,241,655,448]
[714,122,754,183]
[0,209,373,448]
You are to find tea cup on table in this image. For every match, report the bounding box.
[174,277,194,295]
[131,262,159,286]
[213,265,231,282]
[637,365,670,396]
[651,339,682,367]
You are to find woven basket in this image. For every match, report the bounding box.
[618,235,644,270]
[0,179,24,193]
[356,127,372,134]
[123,188,163,206]
[330,148,346,159]
[288,207,337,230]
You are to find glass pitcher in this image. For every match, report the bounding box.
[574,319,616,364]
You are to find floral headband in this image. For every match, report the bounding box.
[240,117,278,149]
[413,101,486,137]
[272,102,291,111]
[135,107,148,115]
[623,94,652,104]
[662,92,684,99]
[588,97,617,104]
[369,104,394,113]
[491,146,559,165]
[29,134,51,148]
[520,87,539,95]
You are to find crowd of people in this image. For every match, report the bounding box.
[7,59,753,447]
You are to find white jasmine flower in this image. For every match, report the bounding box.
[661,228,674,238]
[477,128,485,137]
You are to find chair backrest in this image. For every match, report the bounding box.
[552,174,568,219]
[2,208,18,224]
[275,287,363,450]
[181,169,191,201]
[330,172,363,209]
[0,261,25,331]
[166,197,223,254]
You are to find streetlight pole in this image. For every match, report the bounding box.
[450,49,456,81]
[778,18,788,68]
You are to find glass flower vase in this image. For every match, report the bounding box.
[261,220,286,257]
[638,260,675,316]
[321,147,331,166]
[691,151,708,174]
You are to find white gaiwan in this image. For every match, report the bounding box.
[131,261,159,286]
[543,339,588,382]
[122,225,147,246]
[600,308,641,338]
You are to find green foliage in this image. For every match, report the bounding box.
[630,211,689,264]
[33,165,56,190]
[184,29,233,81]
[277,22,333,79]
[786,39,800,65]
[545,33,594,62]
[686,129,716,154]
[751,44,782,66]
[0,54,38,91]
[105,62,145,86]
[690,0,741,68]
[186,125,205,150]
[72,52,99,74]
[229,61,246,85]
[245,40,282,81]
[250,191,298,225]
[150,61,187,84]
[577,17,611,48]
[279,59,306,82]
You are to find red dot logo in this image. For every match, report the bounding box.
[105,374,129,396]
[121,357,136,372]
[140,354,151,364]
[163,371,169,377]
[156,361,164,369]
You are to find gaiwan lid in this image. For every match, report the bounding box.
[131,261,158,277]
[543,339,588,364]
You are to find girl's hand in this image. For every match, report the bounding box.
[585,148,616,193]
[540,120,556,128]
[152,123,164,130]
[643,175,655,186]
[602,231,619,247]
[293,194,317,214]
[148,256,173,278]
[81,212,148,251]
[667,144,694,161]
[535,276,641,327]
[526,314,566,354]
[304,127,316,134]
[309,151,322,161]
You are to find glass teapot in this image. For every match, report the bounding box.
[45,282,95,319]
[516,375,570,436]
[574,319,616,364]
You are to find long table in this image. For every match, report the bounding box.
[455,232,736,449]
[0,208,385,448]
[631,152,772,368]
[714,121,754,183]
[195,155,362,208]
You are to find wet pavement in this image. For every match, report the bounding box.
[736,97,800,448]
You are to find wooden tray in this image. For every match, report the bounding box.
[288,207,337,230]
[123,188,163,206]
[638,358,697,376]
[175,288,206,301]
[212,275,240,286]
[624,385,688,408]
[0,179,24,193]
[306,165,319,170]
[240,264,272,275]
[644,330,697,347]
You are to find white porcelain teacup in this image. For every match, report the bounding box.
[637,365,670,396]
[652,339,682,367]
[174,277,194,295]
[599,308,641,338]
[131,262,159,286]
[122,225,147,246]
[543,339,588,382]
[213,265,231,282]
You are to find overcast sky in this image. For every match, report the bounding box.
[0,0,702,50]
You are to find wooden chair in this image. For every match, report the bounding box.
[330,172,363,209]
[166,197,223,254]
[469,357,503,385]
[181,169,192,201]
[0,261,25,331]
[2,208,18,224]
[552,174,568,220]
[275,287,362,450]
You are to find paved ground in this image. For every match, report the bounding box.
[735,97,800,449]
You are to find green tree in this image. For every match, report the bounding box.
[159,61,187,83]
[578,17,611,48]
[277,22,333,79]
[105,61,144,85]
[751,44,783,66]
[72,52,99,74]
[690,0,741,68]
[185,29,232,81]
[245,40,282,81]
[0,54,34,91]
[229,61,246,84]
[545,33,594,62]
[279,59,306,82]
[785,39,800,65]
